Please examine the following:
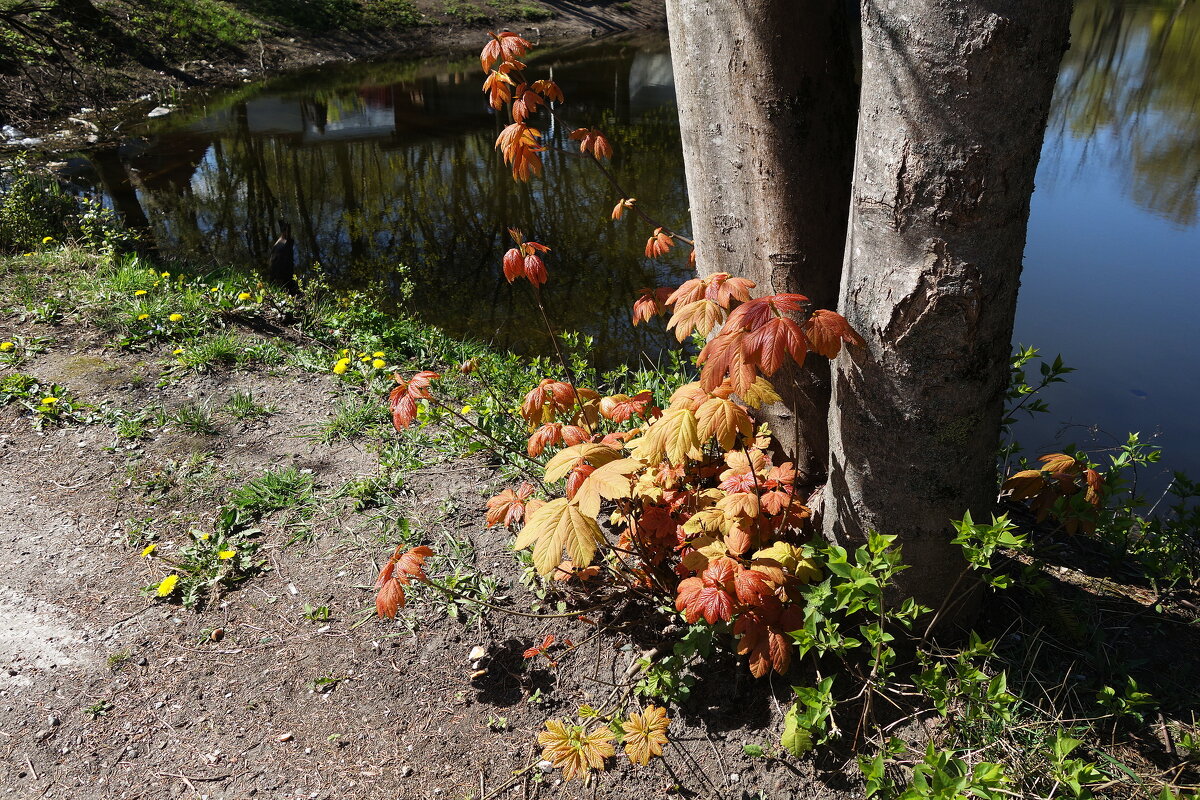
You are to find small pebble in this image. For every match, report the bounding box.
[537,760,553,773]
[468,645,487,661]
[276,732,294,742]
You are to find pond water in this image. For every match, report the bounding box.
[57,1,1200,481]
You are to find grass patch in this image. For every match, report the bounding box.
[168,400,218,435]
[122,0,260,56]
[228,465,314,516]
[313,393,389,443]
[222,389,275,419]
[486,0,555,21]
[228,0,423,30]
[442,0,490,24]
[173,333,245,371]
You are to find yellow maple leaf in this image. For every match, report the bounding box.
[666,299,726,341]
[573,457,640,518]
[514,498,604,576]
[740,376,782,409]
[633,407,702,466]
[753,541,823,584]
[544,443,623,483]
[538,720,615,781]
[696,397,753,450]
[622,705,670,765]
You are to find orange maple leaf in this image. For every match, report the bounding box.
[496,122,543,181]
[725,293,809,331]
[374,545,435,619]
[599,390,654,423]
[528,422,587,458]
[485,482,535,528]
[611,197,636,221]
[538,721,614,781]
[482,67,515,109]
[705,273,756,307]
[675,557,741,624]
[695,396,753,451]
[802,308,865,359]
[521,377,577,424]
[631,287,671,326]
[746,316,808,375]
[733,597,804,677]
[697,328,756,394]
[665,276,706,307]
[644,227,674,258]
[564,461,594,500]
[388,371,440,430]
[523,633,557,661]
[511,86,544,122]
[531,79,563,103]
[569,127,613,159]
[480,30,532,73]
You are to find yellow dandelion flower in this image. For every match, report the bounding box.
[173,348,184,355]
[42,396,59,405]
[339,349,349,356]
[137,313,150,320]
[371,358,386,369]
[198,533,210,541]
[237,292,252,301]
[140,543,157,557]
[160,271,170,278]
[42,236,54,244]
[461,405,473,414]
[169,313,183,322]
[217,550,236,560]
[210,287,219,293]
[333,361,349,375]
[134,289,147,296]
[0,342,14,352]
[156,574,179,596]
[22,253,33,257]
[372,351,385,358]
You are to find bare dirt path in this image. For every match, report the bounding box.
[0,306,847,799]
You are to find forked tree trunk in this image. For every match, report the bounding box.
[665,0,858,483]
[824,0,1072,621]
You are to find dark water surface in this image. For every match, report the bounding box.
[65,34,691,371]
[62,2,1200,480]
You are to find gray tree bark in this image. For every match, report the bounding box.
[665,0,858,484]
[824,0,1072,619]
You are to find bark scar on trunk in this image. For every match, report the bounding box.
[893,139,911,231]
[883,239,981,351]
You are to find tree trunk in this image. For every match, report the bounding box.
[824,0,1072,622]
[665,0,858,483]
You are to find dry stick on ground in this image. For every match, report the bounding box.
[478,758,540,800]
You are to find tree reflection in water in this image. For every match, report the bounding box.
[1048,0,1200,227]
[79,34,691,370]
